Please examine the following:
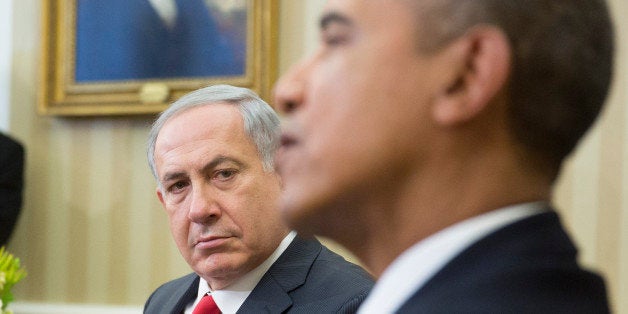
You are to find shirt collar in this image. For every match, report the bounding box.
[187,231,297,314]
[358,202,547,314]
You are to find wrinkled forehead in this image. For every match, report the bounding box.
[155,105,244,152]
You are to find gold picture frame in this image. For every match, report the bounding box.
[39,0,278,116]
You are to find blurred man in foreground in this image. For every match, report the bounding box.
[274,0,614,312]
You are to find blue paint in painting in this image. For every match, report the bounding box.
[75,0,246,82]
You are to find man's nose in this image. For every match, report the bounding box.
[188,186,221,224]
[273,62,307,115]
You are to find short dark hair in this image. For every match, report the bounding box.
[417,0,614,175]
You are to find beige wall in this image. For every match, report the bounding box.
[5,0,627,312]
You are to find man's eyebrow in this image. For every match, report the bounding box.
[162,171,186,183]
[320,11,353,30]
[160,156,245,183]
[202,156,245,174]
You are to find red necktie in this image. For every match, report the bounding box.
[192,293,221,314]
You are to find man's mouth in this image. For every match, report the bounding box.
[194,236,231,250]
[275,133,298,173]
[280,133,297,148]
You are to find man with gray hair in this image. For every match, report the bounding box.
[144,84,373,314]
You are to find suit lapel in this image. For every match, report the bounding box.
[237,236,322,313]
[164,274,199,314]
[236,277,294,313]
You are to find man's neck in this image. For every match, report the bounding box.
[342,148,552,277]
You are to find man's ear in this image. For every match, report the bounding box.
[156,187,165,206]
[432,26,511,126]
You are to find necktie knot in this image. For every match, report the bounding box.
[192,293,221,314]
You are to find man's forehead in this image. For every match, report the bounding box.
[157,105,242,145]
[321,0,419,30]
[154,107,243,166]
[164,104,239,129]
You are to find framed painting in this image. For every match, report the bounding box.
[39,0,278,116]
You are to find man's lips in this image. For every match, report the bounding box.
[275,133,298,171]
[280,133,297,148]
[193,236,231,250]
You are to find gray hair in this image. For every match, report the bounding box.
[147,84,280,182]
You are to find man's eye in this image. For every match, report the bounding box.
[322,33,349,46]
[321,26,351,47]
[214,169,237,181]
[169,181,188,193]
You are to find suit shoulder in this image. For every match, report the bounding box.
[151,272,197,292]
[289,244,374,313]
[401,267,609,313]
[314,245,373,286]
[144,273,197,313]
[0,133,23,155]
[244,236,373,313]
[399,212,610,313]
[0,133,24,168]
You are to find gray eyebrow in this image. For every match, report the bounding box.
[201,156,245,174]
[162,171,187,184]
[160,156,245,184]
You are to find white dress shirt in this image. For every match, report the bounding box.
[185,231,297,314]
[358,202,547,314]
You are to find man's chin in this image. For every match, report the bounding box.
[193,253,234,273]
[193,257,244,288]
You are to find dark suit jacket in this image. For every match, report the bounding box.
[144,236,374,313]
[397,211,609,313]
[0,133,24,246]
